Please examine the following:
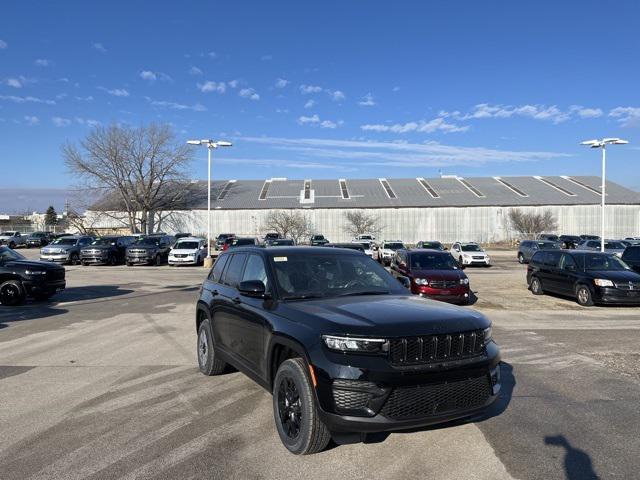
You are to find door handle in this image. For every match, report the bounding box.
[232,297,241,304]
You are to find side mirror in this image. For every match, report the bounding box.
[399,262,407,269]
[397,276,411,289]
[238,280,269,298]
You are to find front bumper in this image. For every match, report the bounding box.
[22,278,66,295]
[40,253,70,263]
[169,256,197,265]
[126,255,154,264]
[595,287,640,305]
[310,342,501,433]
[460,257,490,266]
[81,253,110,264]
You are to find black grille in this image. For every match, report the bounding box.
[429,280,458,289]
[389,330,484,366]
[614,281,640,291]
[332,379,377,412]
[380,374,491,420]
[46,269,65,281]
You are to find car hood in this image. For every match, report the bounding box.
[411,269,465,280]
[588,270,640,282]
[170,248,199,254]
[42,244,76,251]
[5,259,65,271]
[279,294,489,337]
[461,251,487,256]
[81,245,112,251]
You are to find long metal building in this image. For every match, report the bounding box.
[87,175,640,243]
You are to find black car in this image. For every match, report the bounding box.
[266,238,296,246]
[310,234,329,246]
[125,235,174,266]
[527,250,640,306]
[558,235,581,249]
[216,233,236,250]
[196,247,500,454]
[81,235,135,265]
[580,234,601,241]
[0,246,66,305]
[26,231,53,248]
[538,234,559,242]
[323,242,366,252]
[621,246,640,274]
[229,237,261,248]
[415,241,445,251]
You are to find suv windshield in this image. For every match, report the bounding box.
[0,231,17,236]
[270,239,294,246]
[583,254,631,271]
[271,253,402,299]
[0,246,25,262]
[410,252,458,270]
[312,235,325,240]
[605,242,625,249]
[384,243,404,250]
[232,238,255,246]
[419,242,442,250]
[29,233,46,238]
[91,238,117,246]
[174,241,200,249]
[135,237,161,246]
[538,242,560,249]
[461,244,482,252]
[51,238,78,246]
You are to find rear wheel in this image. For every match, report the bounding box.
[518,253,525,264]
[576,285,594,306]
[197,318,226,375]
[530,276,544,295]
[0,280,25,306]
[273,358,331,455]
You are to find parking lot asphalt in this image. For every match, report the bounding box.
[1,249,640,479]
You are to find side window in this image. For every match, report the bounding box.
[208,254,229,282]
[587,241,597,248]
[242,255,269,290]
[80,238,91,246]
[543,251,562,267]
[222,253,247,287]
[559,254,577,270]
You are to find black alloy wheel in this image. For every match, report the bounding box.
[272,358,330,455]
[0,280,25,306]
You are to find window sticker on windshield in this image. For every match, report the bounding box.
[274,256,288,262]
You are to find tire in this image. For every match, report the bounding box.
[576,285,594,307]
[108,254,116,266]
[81,261,89,266]
[69,253,79,265]
[155,255,161,266]
[197,318,226,376]
[530,276,544,295]
[458,256,464,267]
[518,253,525,264]
[273,358,331,455]
[0,280,25,306]
[126,262,133,267]
[8,241,16,249]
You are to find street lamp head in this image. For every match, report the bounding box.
[186,140,202,145]
[580,139,600,146]
[201,139,213,144]
[216,141,233,147]
[581,138,629,148]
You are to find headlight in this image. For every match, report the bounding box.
[25,270,47,275]
[485,256,491,261]
[594,279,614,287]
[322,335,389,354]
[459,278,469,285]
[483,326,493,345]
[414,278,429,285]
[59,249,68,254]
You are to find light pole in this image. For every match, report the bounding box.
[186,139,233,258]
[580,138,628,252]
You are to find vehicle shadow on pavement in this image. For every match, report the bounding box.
[336,362,516,447]
[544,435,600,480]
[51,285,135,303]
[0,304,68,327]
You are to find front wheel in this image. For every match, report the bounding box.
[197,319,226,376]
[273,358,331,455]
[155,255,161,266]
[518,253,525,264]
[69,253,79,265]
[0,280,25,306]
[576,285,594,306]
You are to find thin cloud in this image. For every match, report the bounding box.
[228,79,239,89]
[140,70,172,82]
[74,95,94,101]
[328,90,346,102]
[304,99,316,109]
[0,94,56,105]
[146,97,207,111]
[297,114,342,129]
[92,42,107,53]
[189,66,203,76]
[570,106,603,118]
[361,117,468,134]
[300,84,323,94]
[275,78,290,88]
[5,78,22,88]
[24,115,40,126]
[51,116,71,127]
[0,39,7,49]
[239,88,259,100]
[609,106,640,127]
[260,54,273,61]
[34,59,52,67]
[298,114,320,125]
[98,86,129,97]
[197,80,226,93]
[448,103,571,124]
[216,157,356,172]
[358,93,376,106]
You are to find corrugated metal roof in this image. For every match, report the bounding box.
[92,176,640,211]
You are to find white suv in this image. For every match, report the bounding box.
[168,237,207,266]
[352,240,380,261]
[451,242,491,267]
[378,240,405,266]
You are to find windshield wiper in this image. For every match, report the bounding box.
[336,290,390,297]
[282,293,326,301]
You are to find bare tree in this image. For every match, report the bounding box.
[343,210,382,238]
[263,210,313,243]
[508,208,558,239]
[63,123,192,234]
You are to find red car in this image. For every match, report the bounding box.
[390,249,470,304]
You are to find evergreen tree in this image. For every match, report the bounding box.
[45,206,58,226]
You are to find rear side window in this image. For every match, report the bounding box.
[223,253,247,287]
[208,255,229,282]
[623,247,640,262]
[530,251,544,265]
[559,254,577,270]
[543,251,562,267]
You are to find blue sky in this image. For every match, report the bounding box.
[1,0,639,205]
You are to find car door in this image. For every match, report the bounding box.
[541,251,563,293]
[213,253,247,357]
[556,253,579,295]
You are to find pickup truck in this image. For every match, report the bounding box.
[0,231,27,249]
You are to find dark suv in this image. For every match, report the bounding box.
[216,233,235,251]
[125,235,174,266]
[621,246,640,273]
[390,249,470,304]
[527,250,640,306]
[517,240,561,264]
[0,246,66,305]
[196,247,500,454]
[81,236,135,265]
[310,234,329,246]
[26,232,53,248]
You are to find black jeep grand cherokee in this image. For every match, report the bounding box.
[196,246,500,454]
[0,246,66,305]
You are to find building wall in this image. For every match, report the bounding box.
[87,204,640,243]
